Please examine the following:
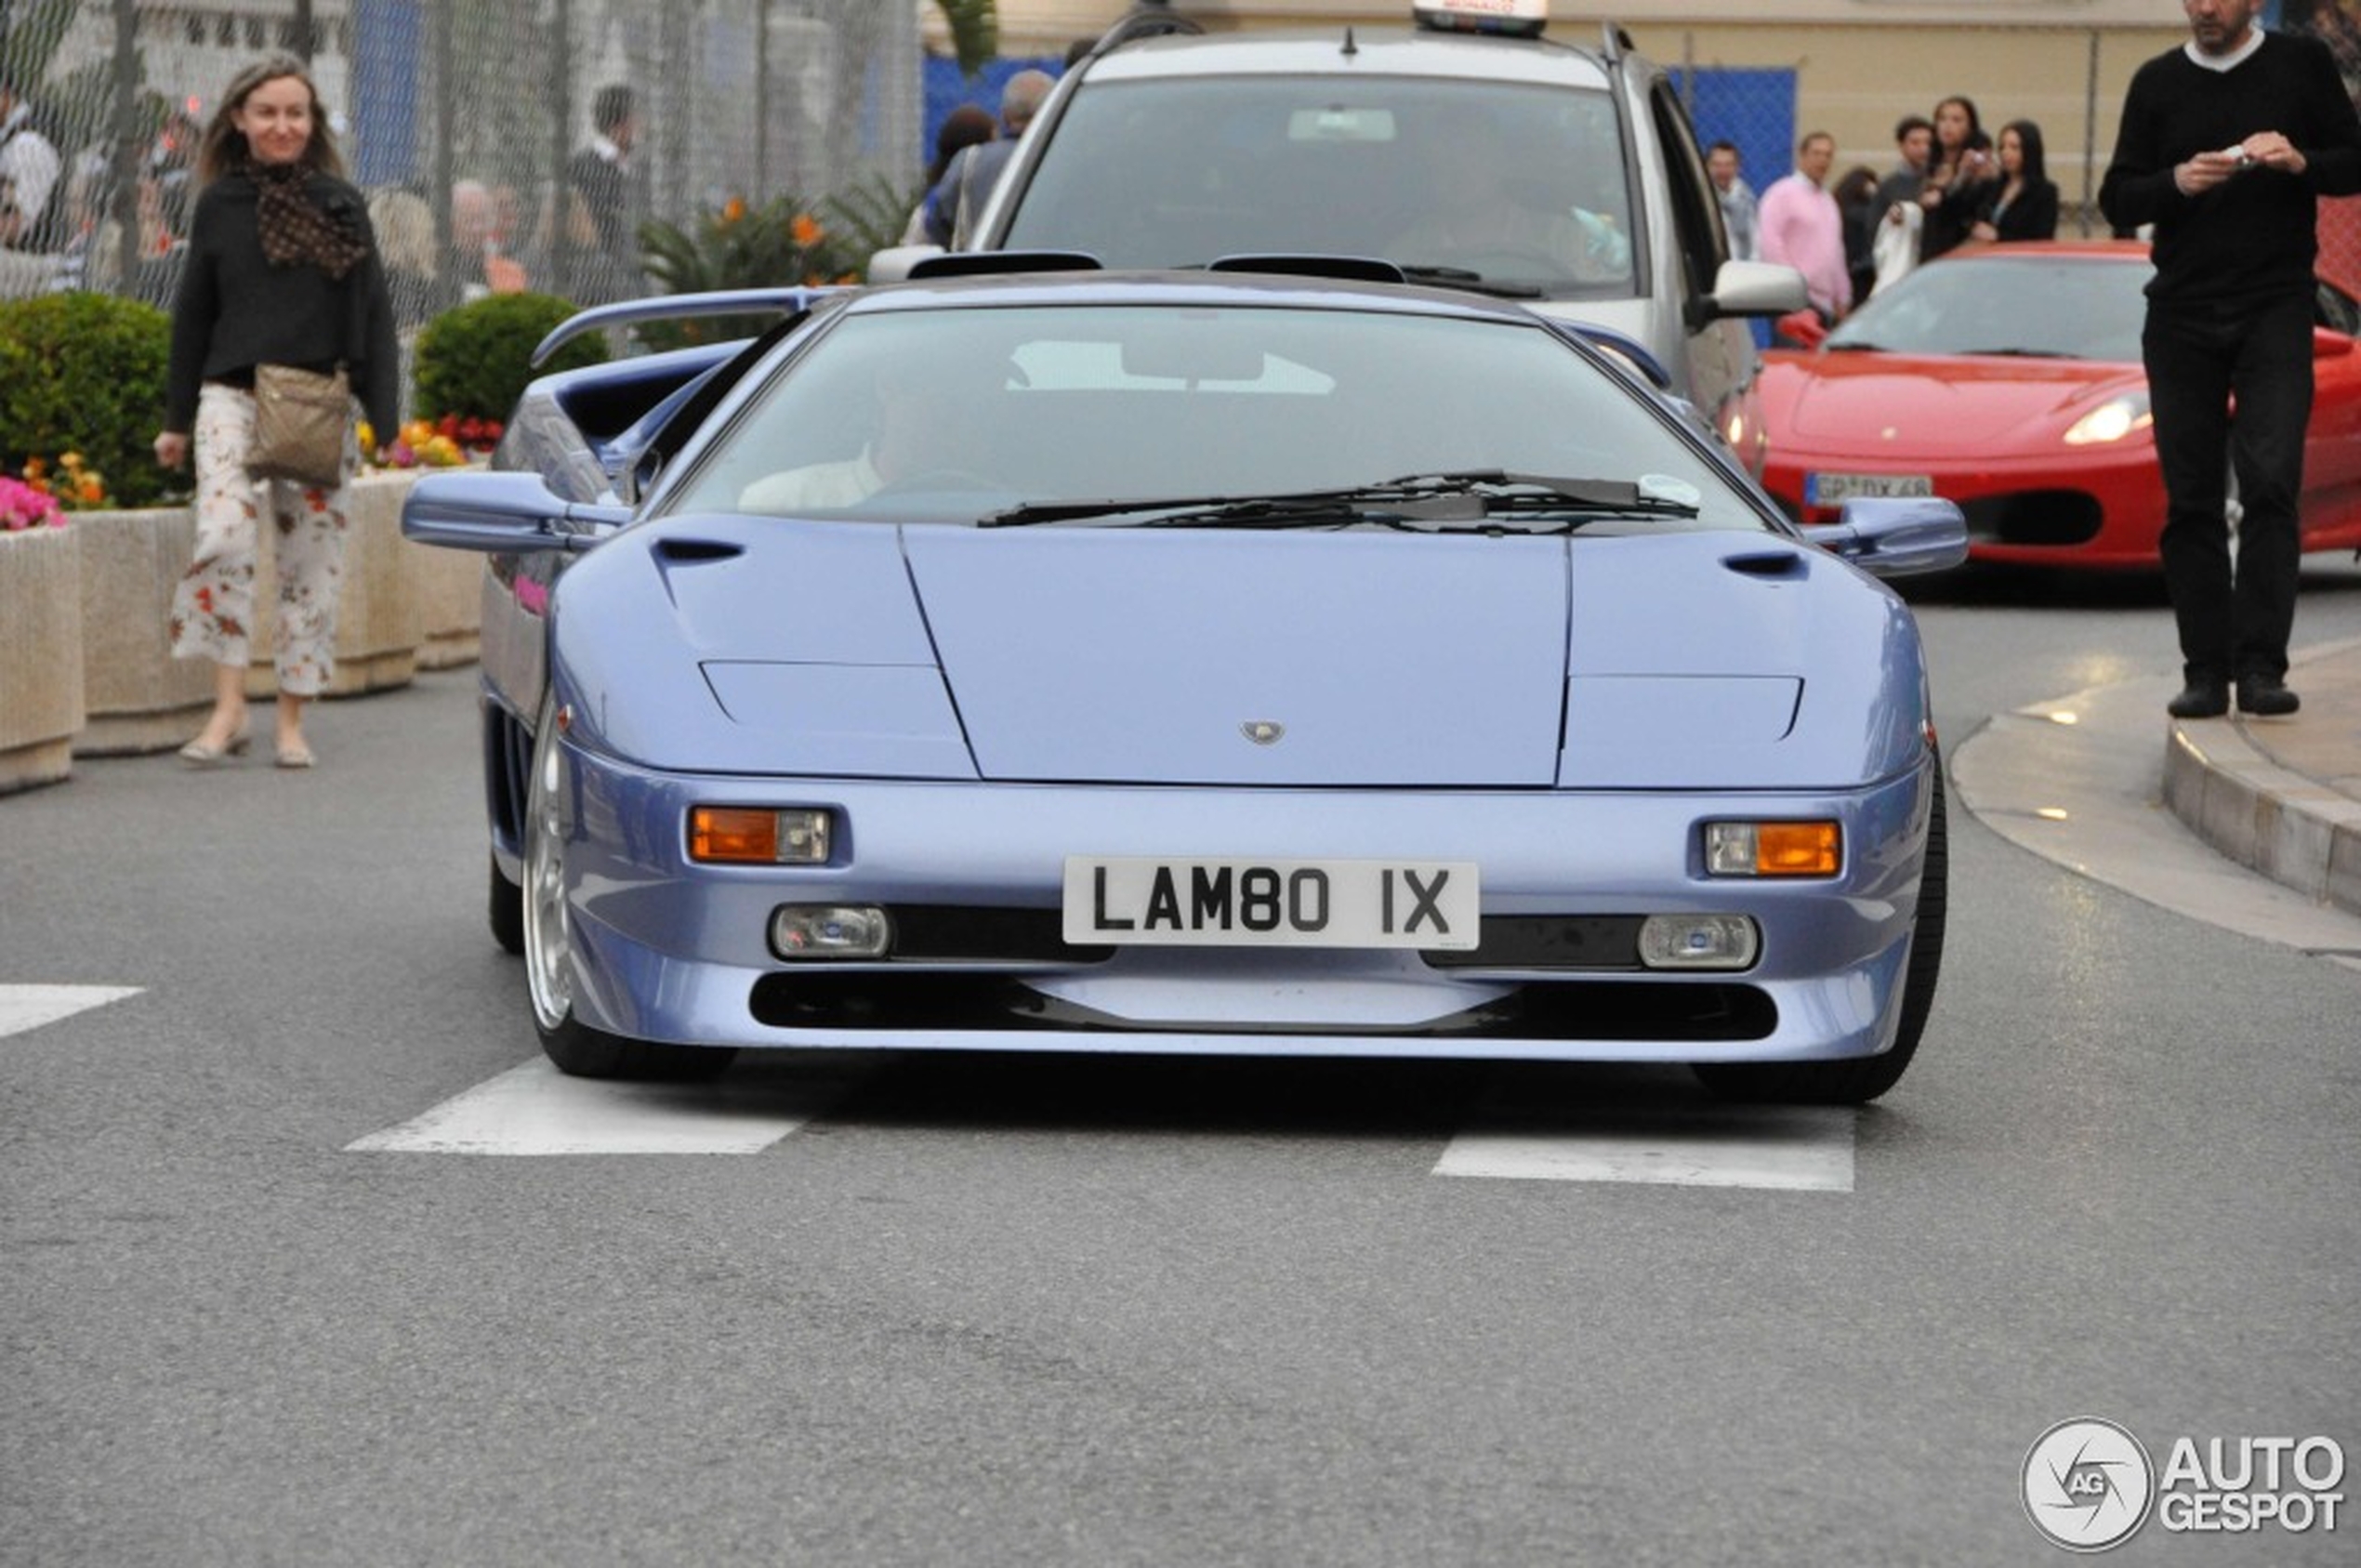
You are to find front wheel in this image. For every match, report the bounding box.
[1694,767,1948,1105]
[489,852,524,955]
[521,699,735,1081]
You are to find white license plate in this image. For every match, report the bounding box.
[1807,471,1935,505]
[1062,857,1480,950]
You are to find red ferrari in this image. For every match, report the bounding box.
[1757,239,2361,568]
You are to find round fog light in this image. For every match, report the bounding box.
[1638,914,1760,970]
[772,904,892,958]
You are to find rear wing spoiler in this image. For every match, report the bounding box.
[531,286,843,367]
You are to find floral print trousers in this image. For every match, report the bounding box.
[168,383,353,696]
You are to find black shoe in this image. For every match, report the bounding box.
[2167,680,2229,718]
[2236,676,2300,716]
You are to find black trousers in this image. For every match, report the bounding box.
[2140,290,2314,684]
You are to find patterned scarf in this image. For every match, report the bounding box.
[250,161,368,281]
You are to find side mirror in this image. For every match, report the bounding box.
[2314,326,2354,360]
[402,470,633,554]
[1691,258,1811,326]
[1800,496,1968,578]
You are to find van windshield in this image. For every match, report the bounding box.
[998,77,1638,299]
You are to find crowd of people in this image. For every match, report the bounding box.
[1710,94,2064,340]
[1708,1,2361,721]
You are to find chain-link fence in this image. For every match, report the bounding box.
[0,0,924,325]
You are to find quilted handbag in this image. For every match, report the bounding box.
[248,362,352,488]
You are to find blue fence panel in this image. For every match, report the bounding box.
[1673,67,1796,350]
[1671,66,1795,224]
[352,0,425,188]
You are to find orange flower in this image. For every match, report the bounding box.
[22,456,45,480]
[722,195,747,224]
[791,213,823,248]
[77,477,103,504]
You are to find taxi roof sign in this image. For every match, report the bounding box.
[1412,0,1549,36]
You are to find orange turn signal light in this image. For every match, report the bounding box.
[1753,822,1841,876]
[1705,820,1841,877]
[689,807,833,864]
[691,807,780,864]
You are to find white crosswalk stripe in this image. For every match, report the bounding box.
[346,1049,1856,1186]
[1434,1104,1856,1190]
[346,1058,839,1155]
[0,984,143,1039]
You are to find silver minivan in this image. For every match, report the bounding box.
[871,4,1807,467]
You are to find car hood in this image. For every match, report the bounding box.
[549,518,1926,791]
[907,526,1569,785]
[1767,351,2142,452]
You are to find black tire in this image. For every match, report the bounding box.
[489,852,525,955]
[521,698,735,1081]
[1695,766,1948,1106]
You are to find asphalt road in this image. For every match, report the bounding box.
[4,560,2357,1567]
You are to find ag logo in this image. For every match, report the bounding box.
[2025,1417,2155,1552]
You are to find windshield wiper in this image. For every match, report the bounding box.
[1827,340,1887,352]
[1960,346,2076,359]
[1393,264,1546,299]
[980,471,1699,531]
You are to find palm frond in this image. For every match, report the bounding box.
[932,0,999,78]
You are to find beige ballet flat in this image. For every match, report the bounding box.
[178,731,252,768]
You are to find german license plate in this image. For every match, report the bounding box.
[1806,471,1934,505]
[1062,857,1480,950]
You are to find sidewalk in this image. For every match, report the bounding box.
[1952,637,2361,961]
[2160,637,2361,918]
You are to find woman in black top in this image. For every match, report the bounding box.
[1918,95,1998,261]
[153,55,397,770]
[1972,120,2062,244]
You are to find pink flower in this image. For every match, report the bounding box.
[0,475,64,532]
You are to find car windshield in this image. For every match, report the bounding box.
[998,77,1638,298]
[1825,254,2152,361]
[662,301,1764,532]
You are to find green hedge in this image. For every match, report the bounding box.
[0,293,176,508]
[414,292,610,424]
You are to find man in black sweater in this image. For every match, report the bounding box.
[2100,0,2361,718]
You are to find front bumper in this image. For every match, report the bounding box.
[547,743,1936,1064]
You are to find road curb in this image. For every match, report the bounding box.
[2163,719,2361,917]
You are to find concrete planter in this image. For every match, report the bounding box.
[246,469,422,700]
[73,507,214,755]
[34,471,470,762]
[0,524,85,793]
[411,531,485,670]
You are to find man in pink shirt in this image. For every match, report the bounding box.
[1759,130,1849,343]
